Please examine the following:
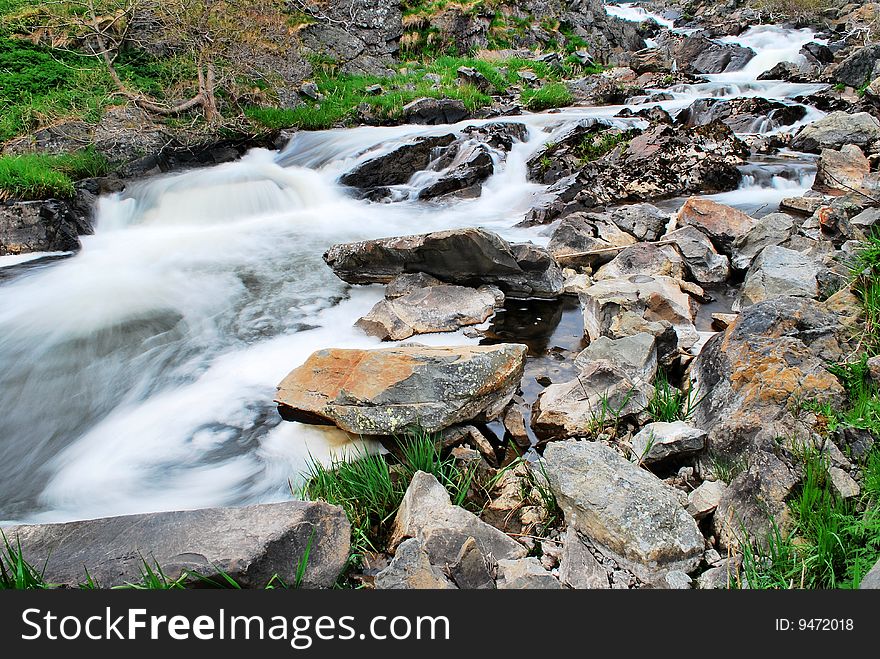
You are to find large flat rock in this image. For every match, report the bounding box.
[1,501,350,589]
[275,344,527,435]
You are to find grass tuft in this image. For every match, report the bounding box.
[0,148,110,200]
[0,531,51,590]
[646,371,705,423]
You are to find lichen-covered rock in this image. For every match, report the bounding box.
[275,344,526,435]
[677,197,758,257]
[790,112,880,153]
[735,246,821,310]
[594,242,686,281]
[573,332,657,385]
[543,440,705,578]
[546,212,636,269]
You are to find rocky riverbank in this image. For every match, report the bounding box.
[3,1,880,590]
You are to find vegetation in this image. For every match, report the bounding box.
[0,148,109,200]
[520,82,574,111]
[645,371,705,423]
[0,531,51,590]
[573,128,638,163]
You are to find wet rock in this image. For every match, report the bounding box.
[573,332,657,385]
[375,538,457,589]
[355,284,498,340]
[339,134,456,192]
[677,197,758,257]
[546,212,637,268]
[828,467,860,500]
[417,142,495,200]
[757,61,816,83]
[657,33,755,74]
[690,297,847,462]
[713,450,798,551]
[0,198,92,256]
[501,403,531,449]
[594,242,686,281]
[275,344,526,435]
[790,112,880,154]
[730,212,796,271]
[389,471,527,567]
[686,480,727,520]
[449,536,495,589]
[696,556,740,589]
[630,421,707,466]
[814,145,872,195]
[579,274,699,351]
[543,440,704,578]
[662,226,731,284]
[736,246,821,310]
[462,122,528,150]
[833,44,880,89]
[324,228,563,298]
[676,97,807,133]
[531,361,652,441]
[2,501,350,589]
[402,97,469,125]
[559,528,610,589]
[496,557,562,589]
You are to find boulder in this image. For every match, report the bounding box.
[0,198,92,256]
[578,274,699,351]
[542,440,705,578]
[662,226,731,284]
[324,228,563,298]
[814,145,872,194]
[531,361,652,441]
[573,332,657,386]
[607,203,669,242]
[676,97,807,133]
[677,197,758,257]
[546,212,637,268]
[686,480,727,520]
[833,44,880,89]
[729,212,796,271]
[355,284,498,340]
[630,421,707,466]
[690,297,847,462]
[1,501,349,588]
[389,471,527,566]
[448,536,495,589]
[790,112,880,154]
[385,272,444,298]
[275,344,526,435]
[558,528,610,589]
[457,66,495,93]
[496,558,562,589]
[735,246,821,310]
[461,122,528,151]
[375,538,457,589]
[594,242,686,281]
[660,33,755,74]
[402,97,469,125]
[416,142,495,200]
[339,134,456,192]
[861,558,880,589]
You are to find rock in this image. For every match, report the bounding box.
[828,467,860,500]
[448,536,495,589]
[696,556,740,589]
[630,421,707,466]
[736,246,821,310]
[579,274,699,352]
[686,480,727,520]
[814,145,872,194]
[501,403,531,448]
[790,112,880,154]
[851,208,880,237]
[1,501,349,589]
[730,213,796,271]
[402,97,469,125]
[389,471,527,567]
[0,198,92,256]
[677,197,757,257]
[676,97,807,133]
[416,142,495,200]
[462,122,528,151]
[781,194,826,216]
[861,558,880,589]
[802,42,834,65]
[661,571,692,589]
[713,450,798,550]
[573,332,657,386]
[690,297,846,461]
[833,44,880,89]
[711,313,738,330]
[756,61,815,83]
[496,557,562,589]
[546,212,637,269]
[275,344,526,435]
[608,203,669,242]
[558,528,610,589]
[659,33,755,74]
[375,538,457,589]
[385,272,444,299]
[324,228,563,298]
[662,226,731,284]
[355,284,498,340]
[339,134,457,192]
[457,66,495,93]
[531,362,652,440]
[594,242,686,281]
[543,440,705,577]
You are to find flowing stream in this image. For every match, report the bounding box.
[0,7,831,524]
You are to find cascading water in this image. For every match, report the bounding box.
[0,6,833,524]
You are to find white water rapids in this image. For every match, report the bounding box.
[0,8,831,523]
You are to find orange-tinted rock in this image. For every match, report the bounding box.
[677,197,757,256]
[275,344,527,435]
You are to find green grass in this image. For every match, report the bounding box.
[0,148,110,200]
[574,129,638,163]
[0,531,51,590]
[646,371,705,423]
[521,82,574,111]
